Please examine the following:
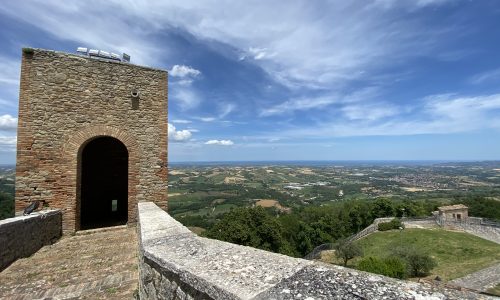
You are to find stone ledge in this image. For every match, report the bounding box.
[137,202,491,300]
[1,209,60,226]
[0,209,62,271]
[26,48,168,73]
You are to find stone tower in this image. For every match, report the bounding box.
[15,48,168,233]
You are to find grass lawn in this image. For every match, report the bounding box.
[353,228,500,281]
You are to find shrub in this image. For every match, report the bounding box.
[392,246,437,277]
[22,47,34,55]
[378,218,404,231]
[357,256,407,279]
[334,239,363,266]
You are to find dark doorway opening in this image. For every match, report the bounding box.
[80,137,128,230]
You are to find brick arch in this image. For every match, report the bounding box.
[60,125,140,232]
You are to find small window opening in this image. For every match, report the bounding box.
[111,199,118,212]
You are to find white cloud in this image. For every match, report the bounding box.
[275,93,500,138]
[205,139,234,146]
[0,135,17,152]
[0,114,17,131]
[199,117,216,122]
[172,119,192,124]
[0,1,457,90]
[0,2,162,66]
[168,123,193,142]
[172,89,201,110]
[169,65,201,78]
[246,47,274,60]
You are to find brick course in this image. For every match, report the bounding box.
[15,49,168,233]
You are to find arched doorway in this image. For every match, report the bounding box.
[79,136,128,230]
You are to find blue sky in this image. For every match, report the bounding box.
[1,0,500,163]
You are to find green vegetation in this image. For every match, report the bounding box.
[200,198,441,257]
[22,47,34,55]
[333,239,363,266]
[0,191,14,220]
[378,218,404,231]
[452,196,500,221]
[355,228,500,280]
[357,256,407,279]
[0,166,15,220]
[390,246,436,277]
[204,206,293,255]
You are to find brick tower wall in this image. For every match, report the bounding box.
[15,49,168,233]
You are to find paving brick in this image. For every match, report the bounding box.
[0,227,138,299]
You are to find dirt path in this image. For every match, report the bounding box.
[449,263,500,293]
[0,227,138,300]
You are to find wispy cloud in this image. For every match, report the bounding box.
[197,117,216,122]
[0,136,17,152]
[341,103,400,121]
[172,119,192,124]
[171,89,202,111]
[218,103,236,118]
[264,92,500,138]
[0,56,20,86]
[372,0,458,10]
[469,68,500,84]
[260,96,337,117]
[205,139,234,146]
[2,1,455,90]
[0,1,162,66]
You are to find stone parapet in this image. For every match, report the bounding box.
[0,209,61,271]
[138,202,488,300]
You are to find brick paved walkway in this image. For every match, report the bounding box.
[0,227,138,300]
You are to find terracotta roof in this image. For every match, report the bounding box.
[438,204,468,211]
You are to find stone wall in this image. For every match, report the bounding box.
[441,221,500,244]
[15,49,168,232]
[138,202,487,300]
[0,210,61,271]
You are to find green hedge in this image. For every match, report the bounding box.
[378,218,404,231]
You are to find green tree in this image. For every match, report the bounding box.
[392,246,437,277]
[203,206,293,255]
[372,198,395,218]
[0,191,14,220]
[334,239,363,267]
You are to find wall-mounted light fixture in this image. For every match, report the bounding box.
[131,89,140,98]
